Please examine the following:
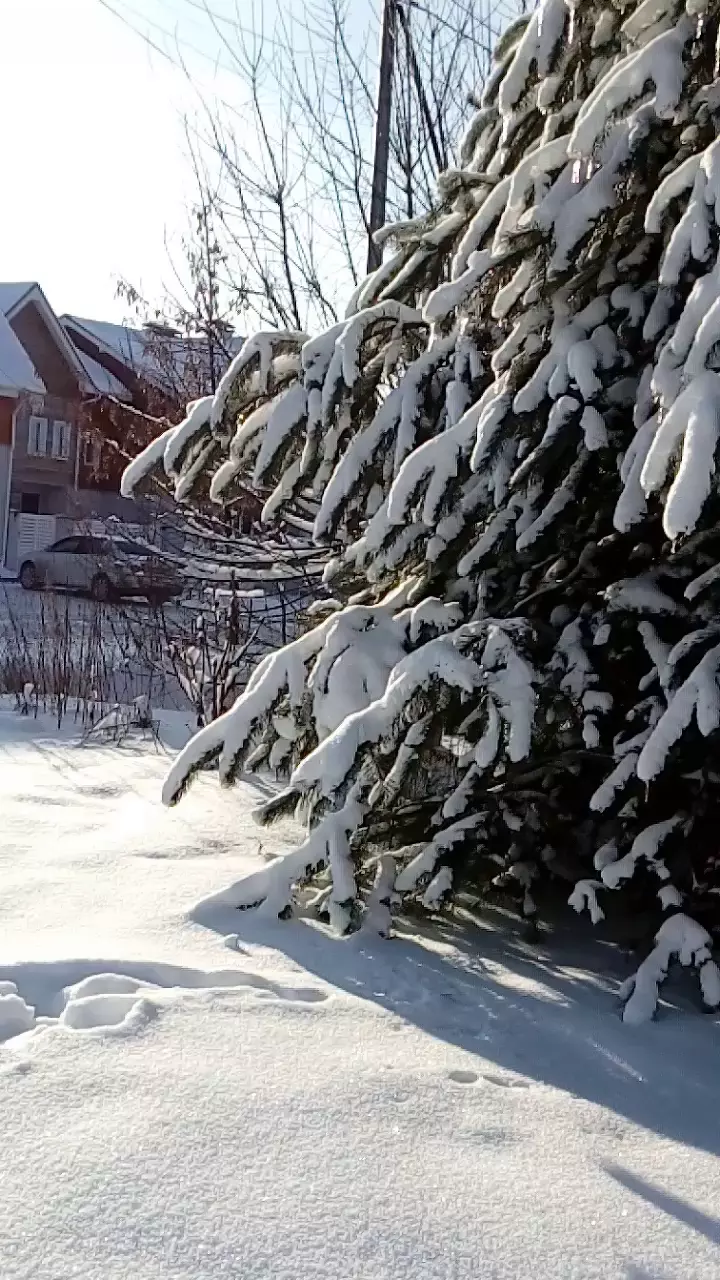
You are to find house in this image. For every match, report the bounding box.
[0,302,48,567]
[61,314,236,408]
[0,284,162,570]
[60,314,239,500]
[0,283,245,570]
[60,315,261,528]
[0,283,95,519]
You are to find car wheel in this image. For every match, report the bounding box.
[19,561,39,590]
[90,573,112,603]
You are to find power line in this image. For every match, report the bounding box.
[165,0,317,57]
[96,0,186,68]
[405,0,496,54]
[96,0,312,69]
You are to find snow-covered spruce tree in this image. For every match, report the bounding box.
[123,0,720,1019]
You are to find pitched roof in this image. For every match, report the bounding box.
[0,282,93,392]
[0,311,45,395]
[62,316,151,375]
[72,347,131,401]
[0,282,37,315]
[62,314,244,397]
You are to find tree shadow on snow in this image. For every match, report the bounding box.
[624,1268,673,1280]
[606,1166,720,1247]
[189,890,720,1163]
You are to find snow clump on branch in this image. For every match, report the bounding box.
[124,0,720,1022]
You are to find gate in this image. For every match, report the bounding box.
[5,513,57,573]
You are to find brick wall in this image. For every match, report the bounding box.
[0,396,14,562]
[5,301,84,514]
[10,394,79,513]
[0,395,14,447]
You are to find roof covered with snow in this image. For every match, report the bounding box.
[63,316,153,375]
[62,315,244,397]
[0,282,37,317]
[0,289,242,404]
[0,282,93,394]
[0,312,44,394]
[73,347,131,401]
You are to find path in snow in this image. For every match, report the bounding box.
[1,705,719,1279]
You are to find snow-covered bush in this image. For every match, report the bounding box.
[123,0,720,1018]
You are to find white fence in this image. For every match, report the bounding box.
[5,513,57,573]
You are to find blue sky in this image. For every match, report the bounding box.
[0,0,315,323]
[2,0,500,329]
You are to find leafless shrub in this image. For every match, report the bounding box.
[0,587,146,728]
[0,572,313,732]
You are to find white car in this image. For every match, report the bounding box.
[19,534,184,605]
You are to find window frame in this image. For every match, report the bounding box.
[51,420,72,460]
[27,416,49,457]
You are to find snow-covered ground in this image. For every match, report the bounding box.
[0,580,306,712]
[1,703,719,1280]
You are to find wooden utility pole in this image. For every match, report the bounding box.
[367,0,397,273]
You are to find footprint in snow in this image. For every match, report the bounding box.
[251,985,328,1004]
[448,1069,479,1085]
[483,1073,531,1089]
[222,935,249,953]
[0,1059,32,1078]
[61,992,158,1032]
[75,783,121,800]
[447,1068,531,1088]
[0,966,330,1047]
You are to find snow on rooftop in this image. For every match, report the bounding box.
[71,346,131,401]
[0,284,96,394]
[0,312,44,394]
[63,315,244,395]
[0,282,36,317]
[63,315,152,371]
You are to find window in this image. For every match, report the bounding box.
[47,537,79,553]
[72,537,109,555]
[20,493,40,515]
[51,421,72,460]
[82,434,101,469]
[27,416,48,456]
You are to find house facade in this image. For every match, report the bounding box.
[0,285,89,523]
[0,284,244,570]
[0,306,47,566]
[0,284,160,570]
[60,315,185,501]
